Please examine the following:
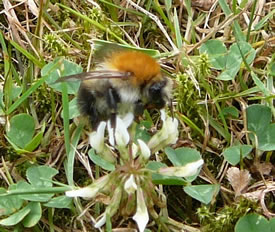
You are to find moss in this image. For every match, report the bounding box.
[198,198,260,232]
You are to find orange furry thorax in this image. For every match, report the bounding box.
[106,51,161,85]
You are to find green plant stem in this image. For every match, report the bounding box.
[66,123,84,186]
[246,0,258,42]
[177,112,204,137]
[153,0,174,33]
[48,207,54,232]
[0,187,69,197]
[61,83,70,156]
[98,0,144,17]
[57,3,129,45]
[9,40,44,68]
[200,78,231,142]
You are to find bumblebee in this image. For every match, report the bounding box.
[58,47,173,129]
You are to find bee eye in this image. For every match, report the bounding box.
[149,81,166,95]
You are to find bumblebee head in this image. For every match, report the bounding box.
[143,76,173,109]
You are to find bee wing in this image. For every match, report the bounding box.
[55,70,132,83]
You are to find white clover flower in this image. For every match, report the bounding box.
[89,121,106,153]
[158,159,204,178]
[131,142,139,159]
[124,174,137,195]
[0,116,6,125]
[66,186,98,198]
[133,187,149,232]
[94,213,106,229]
[108,112,134,147]
[89,121,116,163]
[137,139,151,161]
[148,109,179,152]
[66,174,110,199]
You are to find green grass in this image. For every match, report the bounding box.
[0,0,274,231]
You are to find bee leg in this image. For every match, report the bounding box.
[134,100,144,116]
[169,99,174,120]
[134,100,144,122]
[106,88,120,144]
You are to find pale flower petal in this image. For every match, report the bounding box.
[66,186,98,198]
[148,111,179,151]
[89,121,106,153]
[137,139,151,160]
[107,121,115,146]
[124,174,137,194]
[122,112,134,128]
[66,175,110,199]
[163,117,179,145]
[159,159,204,177]
[107,114,133,147]
[132,143,139,159]
[116,116,130,147]
[94,213,106,228]
[133,187,149,232]
[0,116,6,125]
[160,109,166,121]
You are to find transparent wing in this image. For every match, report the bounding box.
[55,70,132,83]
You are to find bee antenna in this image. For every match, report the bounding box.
[169,99,174,120]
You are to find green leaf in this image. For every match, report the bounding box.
[223,145,253,165]
[22,202,41,228]
[6,113,35,148]
[184,184,220,204]
[9,40,44,68]
[4,136,30,154]
[24,130,44,152]
[208,114,230,141]
[147,161,187,185]
[43,58,82,94]
[256,124,275,151]
[26,166,58,187]
[268,61,275,77]
[6,73,49,115]
[218,0,232,16]
[88,149,115,171]
[165,147,201,166]
[44,196,72,209]
[10,84,22,101]
[134,121,152,143]
[0,205,31,226]
[61,97,80,119]
[173,7,182,49]
[246,104,275,150]
[0,186,23,216]
[235,213,270,232]
[254,9,275,31]
[218,42,256,80]
[221,106,239,118]
[247,105,271,133]
[199,40,227,70]
[251,72,270,96]
[93,39,161,58]
[270,218,275,232]
[165,147,202,182]
[17,181,53,202]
